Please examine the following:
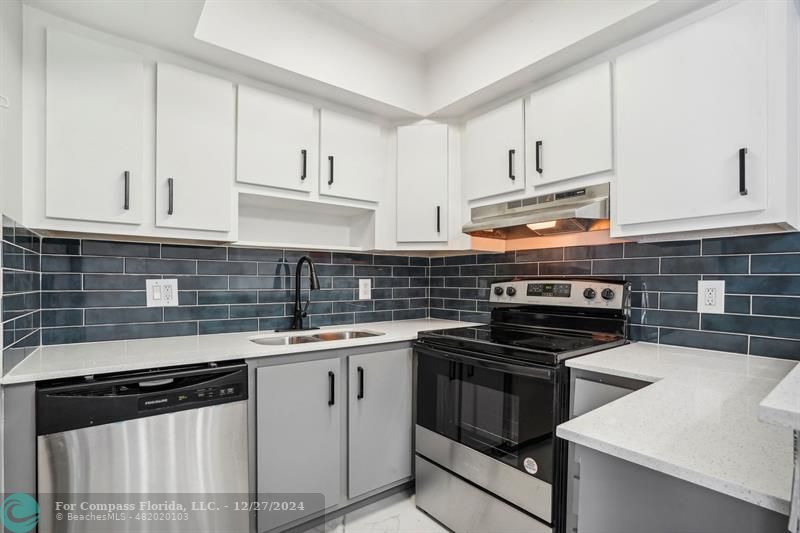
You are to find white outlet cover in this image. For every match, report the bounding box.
[697,280,725,314]
[146,279,179,307]
[358,279,372,300]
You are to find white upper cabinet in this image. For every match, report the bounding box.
[525,63,612,189]
[236,85,316,192]
[614,1,769,227]
[319,109,383,203]
[155,63,234,232]
[46,30,144,225]
[396,123,448,242]
[462,99,525,202]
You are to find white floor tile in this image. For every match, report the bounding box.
[305,492,447,533]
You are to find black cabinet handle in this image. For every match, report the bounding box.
[508,149,515,181]
[301,149,307,180]
[357,366,364,400]
[739,147,748,196]
[328,156,334,186]
[123,171,130,211]
[328,371,335,406]
[167,178,174,215]
[436,206,441,233]
[535,141,543,174]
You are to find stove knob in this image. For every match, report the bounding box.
[583,288,596,299]
[493,286,504,296]
[506,286,517,297]
[601,288,615,301]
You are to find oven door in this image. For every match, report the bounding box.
[416,342,556,486]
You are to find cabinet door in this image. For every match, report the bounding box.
[462,99,525,202]
[257,359,340,531]
[348,349,412,498]
[156,63,233,232]
[237,85,316,192]
[397,124,448,242]
[526,63,612,188]
[319,109,383,203]
[46,30,144,224]
[615,1,768,226]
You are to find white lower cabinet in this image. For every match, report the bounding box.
[348,349,413,498]
[155,63,234,233]
[256,358,341,532]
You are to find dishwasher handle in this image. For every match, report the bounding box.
[139,378,174,388]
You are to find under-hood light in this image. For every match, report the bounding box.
[526,221,557,231]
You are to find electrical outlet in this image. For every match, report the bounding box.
[146,279,179,307]
[697,280,725,314]
[358,279,372,300]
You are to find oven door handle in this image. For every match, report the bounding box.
[415,343,554,381]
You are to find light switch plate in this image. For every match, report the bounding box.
[358,279,372,300]
[697,280,725,314]
[146,279,179,307]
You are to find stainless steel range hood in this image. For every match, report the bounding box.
[463,183,610,240]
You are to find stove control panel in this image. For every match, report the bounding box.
[490,279,627,310]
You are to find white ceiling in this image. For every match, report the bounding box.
[21,0,707,119]
[310,0,508,54]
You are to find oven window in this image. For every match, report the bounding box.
[417,350,556,484]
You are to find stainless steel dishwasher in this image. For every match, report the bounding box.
[36,361,250,533]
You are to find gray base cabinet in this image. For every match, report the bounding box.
[576,446,787,533]
[256,358,341,532]
[348,349,413,498]
[255,346,414,533]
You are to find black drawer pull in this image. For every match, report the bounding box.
[535,141,543,174]
[167,178,174,215]
[328,371,335,406]
[123,171,130,211]
[436,206,441,233]
[301,149,307,180]
[508,149,515,180]
[739,147,748,196]
[357,366,364,400]
[328,156,334,186]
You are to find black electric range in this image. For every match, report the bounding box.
[414,278,630,533]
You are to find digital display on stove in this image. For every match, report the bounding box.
[527,283,571,297]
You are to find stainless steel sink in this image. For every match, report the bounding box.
[250,335,322,346]
[250,330,384,346]
[310,330,385,341]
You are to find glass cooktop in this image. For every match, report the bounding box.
[418,325,626,366]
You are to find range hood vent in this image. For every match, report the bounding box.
[463,183,610,240]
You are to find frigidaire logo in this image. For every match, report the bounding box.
[1,493,39,533]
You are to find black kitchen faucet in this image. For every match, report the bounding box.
[280,255,321,331]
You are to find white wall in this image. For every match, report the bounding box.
[195,0,427,116]
[424,0,656,115]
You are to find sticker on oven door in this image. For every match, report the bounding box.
[523,457,538,475]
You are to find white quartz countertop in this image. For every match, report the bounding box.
[759,363,800,430]
[557,342,797,515]
[2,319,476,385]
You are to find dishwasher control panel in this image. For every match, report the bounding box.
[36,361,248,436]
[139,383,243,411]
